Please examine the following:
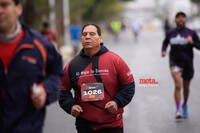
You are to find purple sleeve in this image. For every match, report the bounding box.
[192,31,200,50]
[162,32,170,51]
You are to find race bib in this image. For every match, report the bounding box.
[81,83,104,102]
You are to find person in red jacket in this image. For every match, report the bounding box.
[59,24,135,133]
[40,21,57,48]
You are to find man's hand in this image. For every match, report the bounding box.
[161,51,167,57]
[31,85,47,110]
[105,101,118,114]
[71,105,83,117]
[187,36,193,44]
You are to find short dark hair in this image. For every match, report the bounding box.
[175,11,186,18]
[13,0,21,5]
[81,24,101,36]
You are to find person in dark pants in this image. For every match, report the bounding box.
[0,0,63,133]
[59,24,135,133]
[162,11,200,119]
[77,126,123,133]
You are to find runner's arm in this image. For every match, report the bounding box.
[113,56,135,108]
[59,64,77,114]
[42,45,64,104]
[192,31,200,49]
[162,32,170,52]
[113,82,135,108]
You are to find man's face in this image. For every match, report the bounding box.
[0,0,22,34]
[81,25,102,49]
[175,15,186,28]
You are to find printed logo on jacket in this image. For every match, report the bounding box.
[76,69,109,77]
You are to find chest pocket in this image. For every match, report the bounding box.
[19,53,41,73]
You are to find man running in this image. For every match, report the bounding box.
[162,11,200,119]
[59,24,135,133]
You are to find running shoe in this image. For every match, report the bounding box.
[182,105,188,118]
[175,110,182,119]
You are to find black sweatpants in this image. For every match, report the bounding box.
[76,127,123,133]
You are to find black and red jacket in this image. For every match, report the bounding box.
[59,43,135,130]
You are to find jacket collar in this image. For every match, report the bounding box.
[176,26,186,31]
[14,24,37,54]
[80,43,109,57]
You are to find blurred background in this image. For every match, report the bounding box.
[21,0,200,133]
[21,0,200,52]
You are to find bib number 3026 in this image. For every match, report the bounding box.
[81,83,104,102]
